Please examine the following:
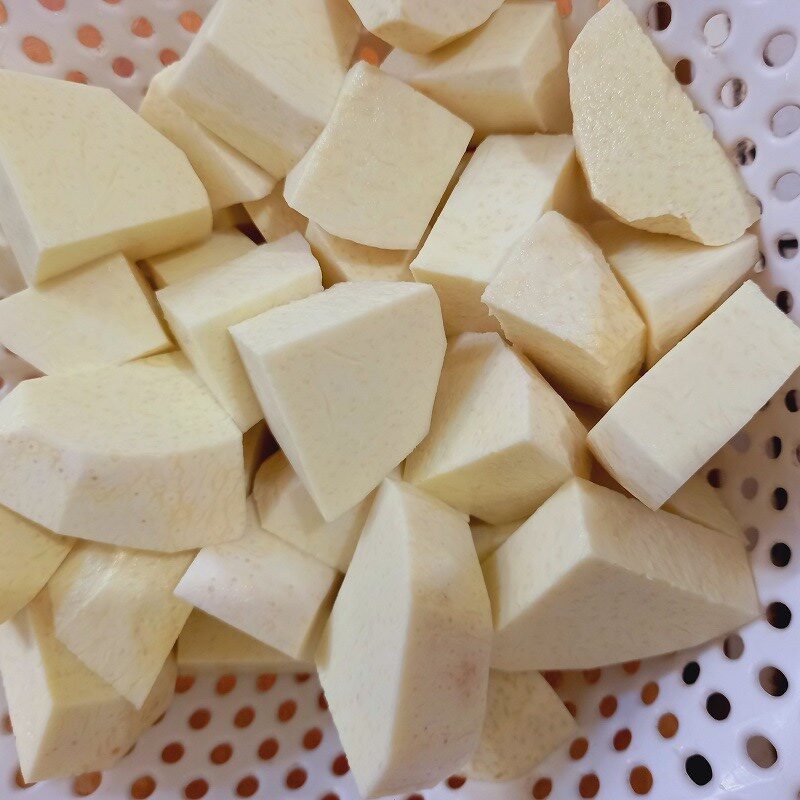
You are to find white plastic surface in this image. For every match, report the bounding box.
[1,1,800,798]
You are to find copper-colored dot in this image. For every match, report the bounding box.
[179,10,203,32]
[318,691,329,710]
[236,776,259,798]
[216,674,237,695]
[161,742,185,764]
[112,57,135,78]
[658,713,679,738]
[2,713,12,734]
[564,701,578,718]
[65,70,88,84]
[295,672,311,683]
[130,775,156,799]
[15,766,32,789]
[234,706,255,728]
[623,660,641,675]
[22,36,53,64]
[582,669,601,684]
[38,0,65,10]
[599,695,618,718]
[303,727,323,750]
[77,24,102,48]
[176,674,195,693]
[189,708,211,729]
[532,778,552,799]
[579,773,600,798]
[257,673,277,692]
[543,671,563,689]
[102,0,121,3]
[278,700,297,722]
[258,738,279,761]
[321,795,340,800]
[159,48,180,66]
[184,779,208,799]
[73,772,102,796]
[285,768,307,790]
[209,743,232,765]
[569,738,589,760]
[613,728,632,751]
[641,682,659,705]
[0,1,8,25]
[407,795,424,800]
[332,754,350,776]
[447,775,466,789]
[630,766,654,795]
[131,17,153,37]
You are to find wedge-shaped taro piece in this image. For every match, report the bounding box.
[141,229,257,289]
[0,70,210,284]
[140,64,274,211]
[0,592,176,782]
[317,479,492,798]
[253,450,376,572]
[0,505,72,623]
[485,478,760,670]
[175,500,340,661]
[569,0,759,245]
[48,542,193,708]
[232,280,446,520]
[0,356,245,551]
[348,0,503,53]
[483,211,645,408]
[157,235,323,431]
[588,282,800,509]
[244,180,307,243]
[285,62,472,251]
[470,519,521,562]
[0,252,170,376]
[411,134,582,334]
[167,0,361,178]
[590,221,759,366]
[383,0,570,141]
[177,609,312,675]
[405,333,589,524]
[465,671,576,782]
[306,221,415,286]
[0,223,25,297]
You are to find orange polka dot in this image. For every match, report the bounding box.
[543,670,563,689]
[184,779,208,799]
[102,0,121,4]
[318,691,329,711]
[623,660,641,674]
[582,669,601,684]
[175,674,195,693]
[278,700,297,722]
[532,778,552,799]
[579,774,600,798]
[209,743,232,765]
[159,48,180,66]
[569,738,589,759]
[161,742,184,764]
[332,754,350,776]
[236,776,259,798]
[295,672,311,683]
[285,768,307,790]
[613,729,632,751]
[77,24,102,48]
[113,57,135,78]
[22,36,53,64]
[257,673,277,692]
[234,706,255,728]
[65,70,88,84]
[630,766,654,795]
[641,682,659,705]
[599,695,618,718]
[321,795,340,800]
[564,701,577,718]
[189,709,210,729]
[216,674,236,695]
[179,10,203,32]
[658,713,679,738]
[38,0,65,10]
[73,772,102,796]
[303,727,323,750]
[130,775,157,799]
[0,2,7,25]
[447,775,466,789]
[131,17,153,37]
[2,713,12,734]
[258,738,279,760]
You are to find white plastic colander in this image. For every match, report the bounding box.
[0,1,799,798]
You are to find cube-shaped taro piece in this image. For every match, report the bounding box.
[348,0,504,53]
[666,473,743,540]
[382,0,570,142]
[483,211,646,409]
[141,229,257,289]
[232,280,446,520]
[140,64,275,211]
[0,355,246,551]
[0,71,210,285]
[244,180,307,243]
[177,609,312,675]
[405,332,590,524]
[591,221,760,367]
[588,282,800,509]
[484,478,760,671]
[569,0,759,245]
[243,420,277,494]
[284,62,472,251]
[470,519,521,562]
[0,252,170,376]
[465,671,576,782]
[157,235,323,431]
[253,450,376,572]
[316,479,492,798]
[0,505,73,623]
[47,542,193,708]
[306,221,415,286]
[0,591,176,782]
[175,499,340,661]
[0,223,25,297]
[167,0,361,178]
[411,134,581,334]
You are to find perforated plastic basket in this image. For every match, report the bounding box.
[1,1,799,798]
